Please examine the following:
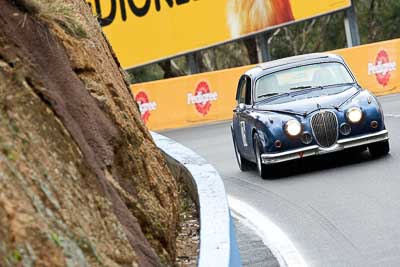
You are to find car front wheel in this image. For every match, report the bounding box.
[369,140,390,158]
[253,133,268,179]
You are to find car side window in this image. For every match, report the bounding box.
[245,77,252,105]
[236,76,252,105]
[236,76,246,104]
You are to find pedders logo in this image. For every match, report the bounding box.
[187,81,218,116]
[135,91,157,124]
[368,50,397,86]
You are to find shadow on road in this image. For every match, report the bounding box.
[264,149,391,179]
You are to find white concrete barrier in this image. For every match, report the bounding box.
[151,132,241,267]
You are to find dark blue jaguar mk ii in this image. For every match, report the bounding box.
[231,53,390,178]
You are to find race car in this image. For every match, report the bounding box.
[231,53,389,178]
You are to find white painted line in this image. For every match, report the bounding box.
[228,195,307,267]
[385,113,400,118]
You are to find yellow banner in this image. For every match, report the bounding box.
[87,0,351,68]
[131,65,249,130]
[333,39,400,96]
[131,39,400,131]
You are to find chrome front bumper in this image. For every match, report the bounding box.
[261,130,389,165]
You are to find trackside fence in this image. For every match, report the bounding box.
[132,39,400,131]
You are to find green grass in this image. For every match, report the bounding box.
[42,1,88,38]
[18,0,88,39]
[50,232,62,247]
[5,249,22,264]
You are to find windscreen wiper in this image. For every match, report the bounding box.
[258,92,291,100]
[257,92,279,98]
[289,85,313,90]
[322,82,356,88]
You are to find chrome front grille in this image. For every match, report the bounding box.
[311,111,338,147]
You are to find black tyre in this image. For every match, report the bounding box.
[253,133,269,179]
[369,140,390,158]
[232,133,252,171]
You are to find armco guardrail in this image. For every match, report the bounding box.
[151,132,241,267]
[132,38,400,131]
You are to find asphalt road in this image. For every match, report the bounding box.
[162,93,400,267]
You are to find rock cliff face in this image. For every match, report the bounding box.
[0,0,178,266]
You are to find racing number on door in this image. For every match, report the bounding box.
[240,121,248,147]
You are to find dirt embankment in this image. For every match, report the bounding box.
[0,0,179,266]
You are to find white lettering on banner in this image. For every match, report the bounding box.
[368,61,397,76]
[138,101,157,114]
[187,92,218,105]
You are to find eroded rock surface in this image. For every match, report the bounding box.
[0,0,178,266]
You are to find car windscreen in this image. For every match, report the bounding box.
[255,62,354,101]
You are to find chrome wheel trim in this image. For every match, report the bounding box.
[233,139,242,167]
[255,138,262,176]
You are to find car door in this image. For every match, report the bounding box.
[233,75,253,159]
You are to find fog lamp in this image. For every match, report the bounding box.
[301,132,313,145]
[340,123,351,136]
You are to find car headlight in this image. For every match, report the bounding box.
[285,120,302,136]
[346,107,363,123]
